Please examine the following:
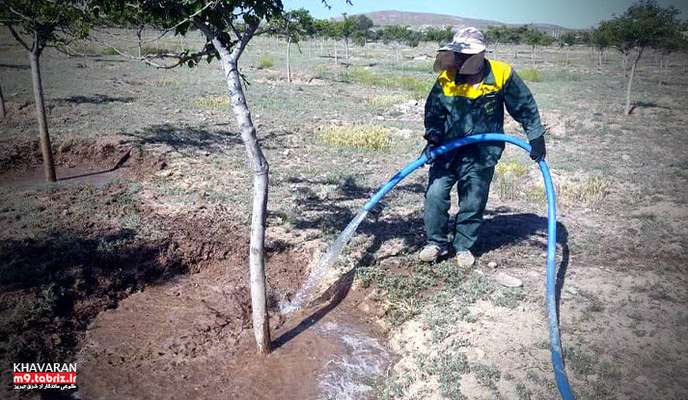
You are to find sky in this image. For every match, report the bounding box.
[283,0,688,29]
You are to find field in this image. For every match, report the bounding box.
[1,27,687,399]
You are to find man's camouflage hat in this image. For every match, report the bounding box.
[438,27,487,54]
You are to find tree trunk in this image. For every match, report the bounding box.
[625,48,643,116]
[211,30,271,355]
[334,41,338,65]
[0,81,6,120]
[320,37,324,56]
[344,38,349,59]
[287,37,292,83]
[29,49,57,182]
[622,53,628,77]
[136,25,144,58]
[598,50,603,69]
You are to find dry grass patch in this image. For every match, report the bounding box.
[526,175,610,208]
[495,160,529,200]
[560,176,609,206]
[368,94,414,108]
[193,95,230,109]
[320,124,391,151]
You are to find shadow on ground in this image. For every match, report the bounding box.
[0,228,188,398]
[0,63,29,70]
[121,123,299,158]
[57,95,136,104]
[124,123,243,155]
[289,175,572,314]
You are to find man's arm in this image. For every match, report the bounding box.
[503,70,547,161]
[424,81,447,145]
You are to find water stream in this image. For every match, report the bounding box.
[279,209,369,314]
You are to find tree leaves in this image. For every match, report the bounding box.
[1,0,94,54]
[596,0,683,54]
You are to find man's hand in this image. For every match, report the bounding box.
[422,131,442,165]
[422,144,436,164]
[529,136,546,162]
[423,131,442,146]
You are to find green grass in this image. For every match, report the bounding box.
[473,363,501,390]
[102,47,120,56]
[342,67,433,98]
[367,93,414,108]
[564,346,596,376]
[491,287,526,309]
[141,46,179,56]
[543,69,583,82]
[429,352,470,400]
[358,261,498,329]
[519,68,542,82]
[257,56,275,69]
[516,383,533,400]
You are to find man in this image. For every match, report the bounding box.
[419,27,547,267]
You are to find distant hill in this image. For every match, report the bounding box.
[349,10,569,33]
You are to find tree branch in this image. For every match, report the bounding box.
[90,34,210,69]
[6,24,31,51]
[192,19,215,42]
[226,19,241,40]
[230,19,259,62]
[140,0,220,45]
[7,6,32,23]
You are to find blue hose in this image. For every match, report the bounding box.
[360,133,575,399]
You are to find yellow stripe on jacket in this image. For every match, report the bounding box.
[438,59,512,99]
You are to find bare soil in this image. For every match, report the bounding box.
[0,134,388,400]
[77,263,387,400]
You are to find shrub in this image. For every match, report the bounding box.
[320,124,391,151]
[519,68,542,82]
[257,56,274,69]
